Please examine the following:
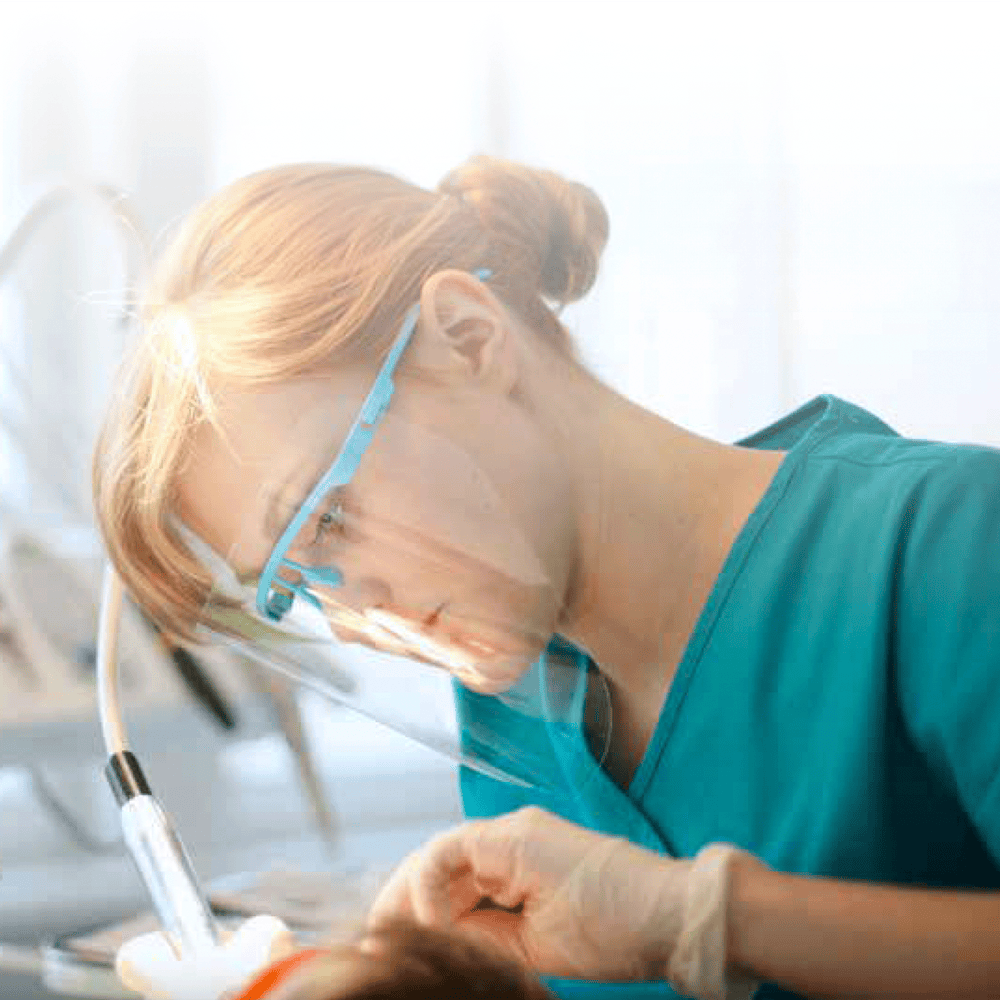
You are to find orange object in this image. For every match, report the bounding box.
[233,947,325,1000]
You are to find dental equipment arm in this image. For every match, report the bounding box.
[97,567,294,999]
[0,181,150,522]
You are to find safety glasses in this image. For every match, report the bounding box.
[255,270,490,622]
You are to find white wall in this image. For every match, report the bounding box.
[4,0,1000,458]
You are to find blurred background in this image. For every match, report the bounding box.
[1,0,999,994]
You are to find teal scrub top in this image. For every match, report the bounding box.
[455,395,1000,1000]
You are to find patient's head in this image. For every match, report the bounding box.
[238,921,554,1000]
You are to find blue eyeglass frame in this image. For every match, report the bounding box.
[255,269,491,621]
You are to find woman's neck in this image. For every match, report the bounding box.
[555,384,784,705]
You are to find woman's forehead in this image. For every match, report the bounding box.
[219,376,364,439]
[177,378,364,563]
[177,377,427,554]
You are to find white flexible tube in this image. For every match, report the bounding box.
[95,565,291,997]
[96,562,222,955]
[97,564,127,755]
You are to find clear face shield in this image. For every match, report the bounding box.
[191,291,610,792]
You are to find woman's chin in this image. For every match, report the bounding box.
[453,649,542,694]
[455,671,519,695]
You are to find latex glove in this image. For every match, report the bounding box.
[115,915,296,1000]
[368,806,762,1000]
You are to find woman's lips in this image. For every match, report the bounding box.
[362,608,505,679]
[315,596,537,689]
[361,609,533,692]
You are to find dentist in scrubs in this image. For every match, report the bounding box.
[94,156,1000,999]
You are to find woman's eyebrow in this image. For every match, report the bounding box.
[261,461,324,539]
[256,461,338,570]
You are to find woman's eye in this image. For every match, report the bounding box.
[313,504,345,543]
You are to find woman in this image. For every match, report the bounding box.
[93,157,1000,999]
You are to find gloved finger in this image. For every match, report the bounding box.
[460,906,522,930]
[369,827,489,930]
[371,810,555,933]
[370,852,478,931]
[406,819,534,926]
[455,907,529,962]
[367,846,426,928]
[407,827,486,926]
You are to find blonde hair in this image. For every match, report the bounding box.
[93,157,609,641]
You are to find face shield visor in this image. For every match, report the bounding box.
[190,291,610,792]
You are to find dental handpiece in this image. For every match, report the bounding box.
[97,566,221,958]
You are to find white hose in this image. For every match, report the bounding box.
[97,563,127,755]
[95,561,224,956]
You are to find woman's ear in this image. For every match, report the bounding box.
[411,270,517,392]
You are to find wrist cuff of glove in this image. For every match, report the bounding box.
[666,843,763,1000]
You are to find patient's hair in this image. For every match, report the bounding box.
[93,157,609,642]
[250,921,554,1000]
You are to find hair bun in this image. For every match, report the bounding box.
[438,155,609,304]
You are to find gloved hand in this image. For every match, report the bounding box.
[368,806,763,1000]
[115,914,296,1000]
